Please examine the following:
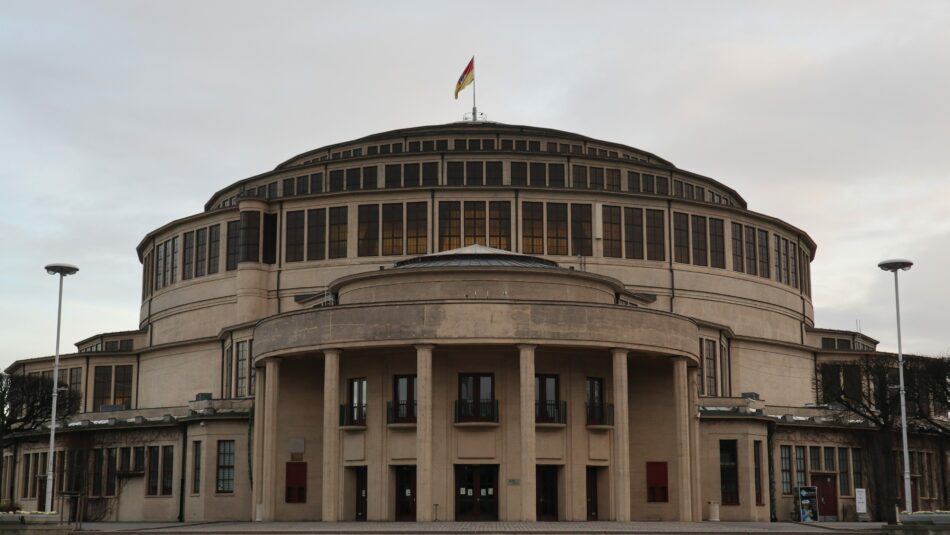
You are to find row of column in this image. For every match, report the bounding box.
[254,345,698,522]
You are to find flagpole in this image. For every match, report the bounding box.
[472,67,477,121]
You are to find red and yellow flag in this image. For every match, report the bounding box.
[454,57,474,99]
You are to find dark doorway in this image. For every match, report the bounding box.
[454,464,499,521]
[536,465,558,520]
[586,466,599,520]
[812,474,838,520]
[355,466,368,521]
[394,465,416,521]
[37,477,47,512]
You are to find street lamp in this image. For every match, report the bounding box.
[878,258,913,514]
[44,263,78,514]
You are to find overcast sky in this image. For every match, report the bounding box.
[2,1,948,368]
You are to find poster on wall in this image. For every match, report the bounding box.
[796,486,819,522]
[856,488,867,514]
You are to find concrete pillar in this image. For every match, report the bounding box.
[252,364,266,520]
[415,345,434,521]
[261,359,280,520]
[518,344,537,521]
[688,366,702,521]
[673,357,692,520]
[611,348,631,521]
[322,349,341,521]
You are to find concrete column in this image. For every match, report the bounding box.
[518,344,537,521]
[261,359,280,520]
[415,345,434,521]
[321,349,341,521]
[252,364,266,520]
[688,366,702,521]
[611,348,631,521]
[672,358,692,520]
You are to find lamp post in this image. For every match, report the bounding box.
[43,263,79,513]
[878,258,913,514]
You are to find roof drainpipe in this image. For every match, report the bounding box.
[178,422,188,522]
[767,420,777,522]
[667,199,675,313]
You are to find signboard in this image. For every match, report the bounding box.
[796,486,819,522]
[855,488,867,514]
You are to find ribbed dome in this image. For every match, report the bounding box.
[393,245,559,270]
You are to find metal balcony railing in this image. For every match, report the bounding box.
[339,404,367,426]
[535,400,567,424]
[454,399,499,423]
[386,401,417,424]
[585,402,614,426]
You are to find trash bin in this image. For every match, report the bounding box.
[707,501,720,521]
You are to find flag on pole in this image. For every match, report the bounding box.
[454,57,474,99]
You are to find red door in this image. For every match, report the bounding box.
[812,475,838,520]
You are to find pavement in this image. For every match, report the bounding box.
[71,521,887,534]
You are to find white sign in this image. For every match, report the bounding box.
[855,488,867,514]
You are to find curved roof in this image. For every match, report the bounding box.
[393,245,559,270]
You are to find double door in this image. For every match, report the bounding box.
[537,465,558,520]
[455,465,498,521]
[394,466,416,521]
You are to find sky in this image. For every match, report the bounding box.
[1,1,949,368]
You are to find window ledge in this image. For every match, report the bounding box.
[536,422,567,428]
[340,425,367,432]
[454,421,500,428]
[387,422,416,429]
[586,424,613,431]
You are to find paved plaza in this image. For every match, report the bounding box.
[72,521,886,534]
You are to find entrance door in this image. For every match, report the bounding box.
[812,474,838,520]
[394,466,416,521]
[355,466,368,521]
[454,465,499,521]
[537,465,558,520]
[586,466,598,520]
[37,477,47,512]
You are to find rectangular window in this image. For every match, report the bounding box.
[182,231,194,280]
[691,215,708,266]
[570,204,592,256]
[381,203,404,256]
[710,219,725,268]
[548,164,565,188]
[329,169,344,191]
[790,245,799,289]
[673,212,690,264]
[438,201,461,251]
[405,202,427,255]
[720,440,739,505]
[208,224,220,274]
[795,446,807,488]
[824,447,836,472]
[328,206,348,259]
[192,441,201,495]
[589,167,604,190]
[239,211,260,263]
[757,229,770,278]
[385,164,401,188]
[547,203,568,255]
[285,211,305,262]
[262,213,277,265]
[357,204,380,257]
[646,461,669,502]
[627,171,640,192]
[346,377,368,425]
[422,162,439,186]
[774,234,783,282]
[93,366,112,411]
[602,206,622,258]
[114,365,133,409]
[465,161,483,186]
[225,221,241,271]
[463,201,486,246]
[134,447,145,472]
[307,208,326,261]
[642,174,655,194]
[457,373,495,422]
[529,162,546,187]
[754,441,764,505]
[310,172,324,193]
[624,207,644,260]
[92,449,103,496]
[852,448,863,489]
[282,177,295,197]
[345,167,361,190]
[744,226,757,276]
[646,210,665,261]
[147,446,159,496]
[522,202,544,254]
[236,341,248,397]
[782,237,791,285]
[704,339,717,396]
[656,176,669,196]
[161,445,174,495]
[838,448,850,495]
[69,367,81,396]
[486,161,503,186]
[195,228,207,277]
[572,165,587,189]
[511,162,527,186]
[285,462,307,503]
[731,222,744,273]
[404,163,420,188]
[488,201,511,250]
[810,446,821,473]
[106,448,117,496]
[170,237,178,284]
[296,175,309,195]
[606,168,621,191]
[216,440,234,493]
[392,375,417,423]
[780,445,792,494]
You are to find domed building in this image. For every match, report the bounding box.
[3,122,946,523]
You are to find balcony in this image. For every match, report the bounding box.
[454,399,499,424]
[339,404,367,427]
[585,402,614,427]
[386,401,417,424]
[535,400,567,425]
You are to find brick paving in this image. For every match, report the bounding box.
[72,520,885,534]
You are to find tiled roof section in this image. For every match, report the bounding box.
[394,245,559,270]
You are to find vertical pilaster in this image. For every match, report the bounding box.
[261,359,280,520]
[252,365,266,520]
[611,348,631,521]
[321,349,341,521]
[415,345,434,521]
[518,344,537,521]
[688,367,702,521]
[673,357,692,520]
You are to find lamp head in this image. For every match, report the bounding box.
[45,263,79,276]
[878,259,913,272]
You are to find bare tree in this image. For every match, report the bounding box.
[0,373,81,448]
